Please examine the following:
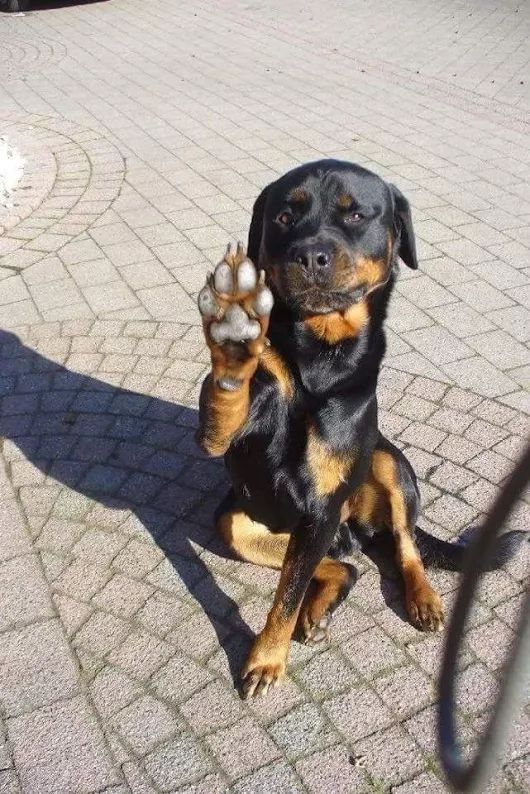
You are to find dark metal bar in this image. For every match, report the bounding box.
[437,443,530,792]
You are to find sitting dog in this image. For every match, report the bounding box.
[196,159,523,698]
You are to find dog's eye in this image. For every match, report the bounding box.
[277,211,294,227]
[347,211,364,223]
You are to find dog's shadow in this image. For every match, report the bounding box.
[0,328,254,683]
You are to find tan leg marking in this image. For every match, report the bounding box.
[217,510,354,694]
[345,449,444,631]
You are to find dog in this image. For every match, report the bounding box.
[196,159,524,698]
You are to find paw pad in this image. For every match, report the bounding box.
[198,241,274,344]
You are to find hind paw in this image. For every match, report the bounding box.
[297,562,357,645]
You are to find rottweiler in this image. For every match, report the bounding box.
[196,159,524,698]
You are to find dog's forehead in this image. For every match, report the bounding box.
[270,160,388,206]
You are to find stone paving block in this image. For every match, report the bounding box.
[269,703,338,761]
[450,280,514,312]
[399,421,446,452]
[7,696,120,794]
[30,276,84,313]
[180,680,244,736]
[90,666,142,719]
[467,449,514,483]
[230,760,305,794]
[74,609,130,657]
[424,493,478,531]
[294,647,359,700]
[144,736,213,791]
[456,663,499,715]
[71,527,127,566]
[0,620,78,716]
[0,277,30,307]
[111,695,182,756]
[323,687,395,743]
[93,572,153,618]
[443,357,517,398]
[55,558,111,602]
[467,329,530,371]
[404,325,473,365]
[295,744,370,793]
[0,771,19,794]
[352,724,426,788]
[121,260,174,290]
[84,280,138,314]
[108,629,173,681]
[466,618,516,671]
[372,663,434,719]
[0,502,31,562]
[137,282,197,322]
[397,275,456,308]
[60,238,103,266]
[151,654,213,705]
[69,258,119,288]
[206,716,281,780]
[0,555,54,631]
[465,418,509,448]
[472,259,528,291]
[52,593,92,637]
[429,460,477,493]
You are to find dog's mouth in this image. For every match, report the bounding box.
[286,286,367,316]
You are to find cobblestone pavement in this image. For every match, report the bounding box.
[0,1,529,792]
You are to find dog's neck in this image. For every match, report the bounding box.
[267,280,392,399]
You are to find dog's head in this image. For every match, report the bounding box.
[248,159,417,317]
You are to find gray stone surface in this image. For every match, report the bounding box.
[0,1,529,791]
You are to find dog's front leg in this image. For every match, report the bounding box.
[195,243,273,457]
[241,513,344,698]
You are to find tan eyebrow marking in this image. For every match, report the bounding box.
[288,187,309,203]
[337,193,353,209]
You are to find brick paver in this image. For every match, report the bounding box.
[1,0,529,792]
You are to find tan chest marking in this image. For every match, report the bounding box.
[306,427,354,497]
[304,301,369,344]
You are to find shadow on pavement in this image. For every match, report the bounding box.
[1,0,109,12]
[0,328,253,685]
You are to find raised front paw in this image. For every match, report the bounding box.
[198,242,273,346]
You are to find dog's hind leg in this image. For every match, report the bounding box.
[373,444,444,631]
[345,440,444,631]
[217,509,356,692]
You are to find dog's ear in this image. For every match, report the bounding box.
[390,184,418,269]
[247,185,270,265]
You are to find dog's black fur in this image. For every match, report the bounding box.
[197,159,525,695]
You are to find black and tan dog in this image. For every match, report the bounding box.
[196,159,523,698]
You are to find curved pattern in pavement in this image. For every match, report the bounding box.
[0,33,66,80]
[0,114,125,261]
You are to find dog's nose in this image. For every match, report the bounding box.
[294,246,332,282]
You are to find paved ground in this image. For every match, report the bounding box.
[0,1,529,792]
